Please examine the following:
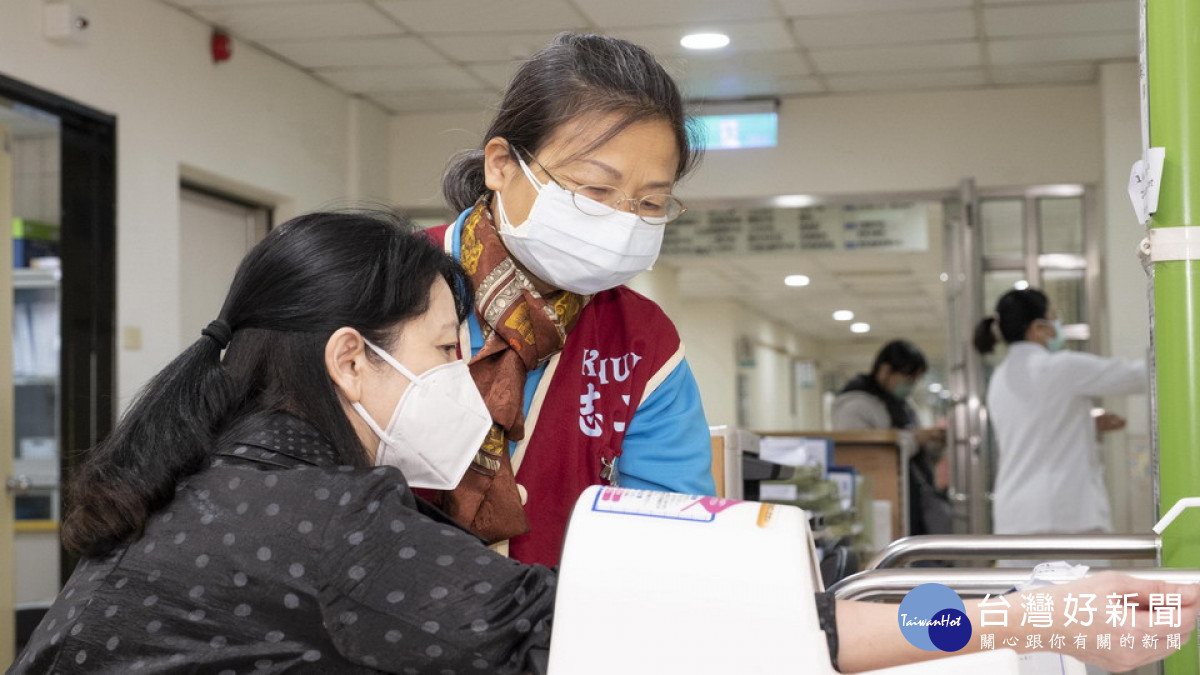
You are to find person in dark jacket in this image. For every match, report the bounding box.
[832,340,952,537]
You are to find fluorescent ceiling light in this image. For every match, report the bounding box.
[833,310,854,321]
[850,322,871,334]
[1014,279,1030,290]
[681,33,730,50]
[784,274,810,287]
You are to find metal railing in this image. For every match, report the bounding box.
[830,568,1200,601]
[865,534,1161,569]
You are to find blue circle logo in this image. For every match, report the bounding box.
[898,583,972,652]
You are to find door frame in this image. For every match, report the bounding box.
[0,74,117,607]
[0,117,15,667]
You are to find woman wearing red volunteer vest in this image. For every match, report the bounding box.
[425,33,715,566]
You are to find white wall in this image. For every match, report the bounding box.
[743,319,824,432]
[0,0,389,404]
[627,264,824,431]
[686,85,1103,199]
[389,110,490,211]
[347,99,393,205]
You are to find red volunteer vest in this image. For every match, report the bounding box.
[425,223,683,566]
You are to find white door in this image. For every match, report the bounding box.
[179,188,269,347]
[1,121,17,667]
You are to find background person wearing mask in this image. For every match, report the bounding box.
[832,340,951,536]
[427,32,714,566]
[975,289,1145,537]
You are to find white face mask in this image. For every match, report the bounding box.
[350,340,492,490]
[494,156,666,295]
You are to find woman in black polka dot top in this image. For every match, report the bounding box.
[10,211,554,674]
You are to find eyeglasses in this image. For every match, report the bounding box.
[516,147,687,225]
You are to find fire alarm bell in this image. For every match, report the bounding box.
[212,30,233,63]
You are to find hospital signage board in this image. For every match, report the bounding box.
[660,201,931,257]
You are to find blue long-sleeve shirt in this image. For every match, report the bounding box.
[448,210,715,496]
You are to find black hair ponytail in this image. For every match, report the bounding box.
[62,336,237,557]
[974,316,1000,355]
[443,149,489,214]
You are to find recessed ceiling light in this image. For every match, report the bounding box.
[928,383,943,394]
[939,272,949,282]
[850,322,870,334]
[681,32,730,50]
[833,310,854,321]
[773,194,818,209]
[784,274,810,287]
[1014,280,1030,290]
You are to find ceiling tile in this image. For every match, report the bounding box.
[990,63,1097,86]
[466,62,521,90]
[162,0,1127,126]
[574,0,778,27]
[607,21,795,57]
[983,0,1105,4]
[375,0,588,34]
[984,1,1135,38]
[424,30,565,62]
[670,51,811,82]
[792,9,975,48]
[316,65,484,93]
[260,36,447,68]
[772,76,827,97]
[191,2,402,40]
[811,42,980,74]
[368,90,501,114]
[682,74,823,100]
[165,0,361,6]
[988,33,1136,66]
[778,0,972,17]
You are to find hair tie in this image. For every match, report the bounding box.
[201,320,233,350]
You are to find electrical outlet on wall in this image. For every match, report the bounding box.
[122,326,142,351]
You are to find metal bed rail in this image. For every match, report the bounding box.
[830,568,1200,601]
[864,534,1161,570]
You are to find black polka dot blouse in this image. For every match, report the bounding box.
[11,413,555,674]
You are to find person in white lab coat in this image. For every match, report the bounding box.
[975,288,1146,535]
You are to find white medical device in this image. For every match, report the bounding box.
[548,486,1025,675]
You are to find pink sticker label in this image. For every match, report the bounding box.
[682,497,741,516]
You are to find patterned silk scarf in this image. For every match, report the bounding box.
[439,198,587,543]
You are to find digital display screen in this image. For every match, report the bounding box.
[696,112,778,150]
